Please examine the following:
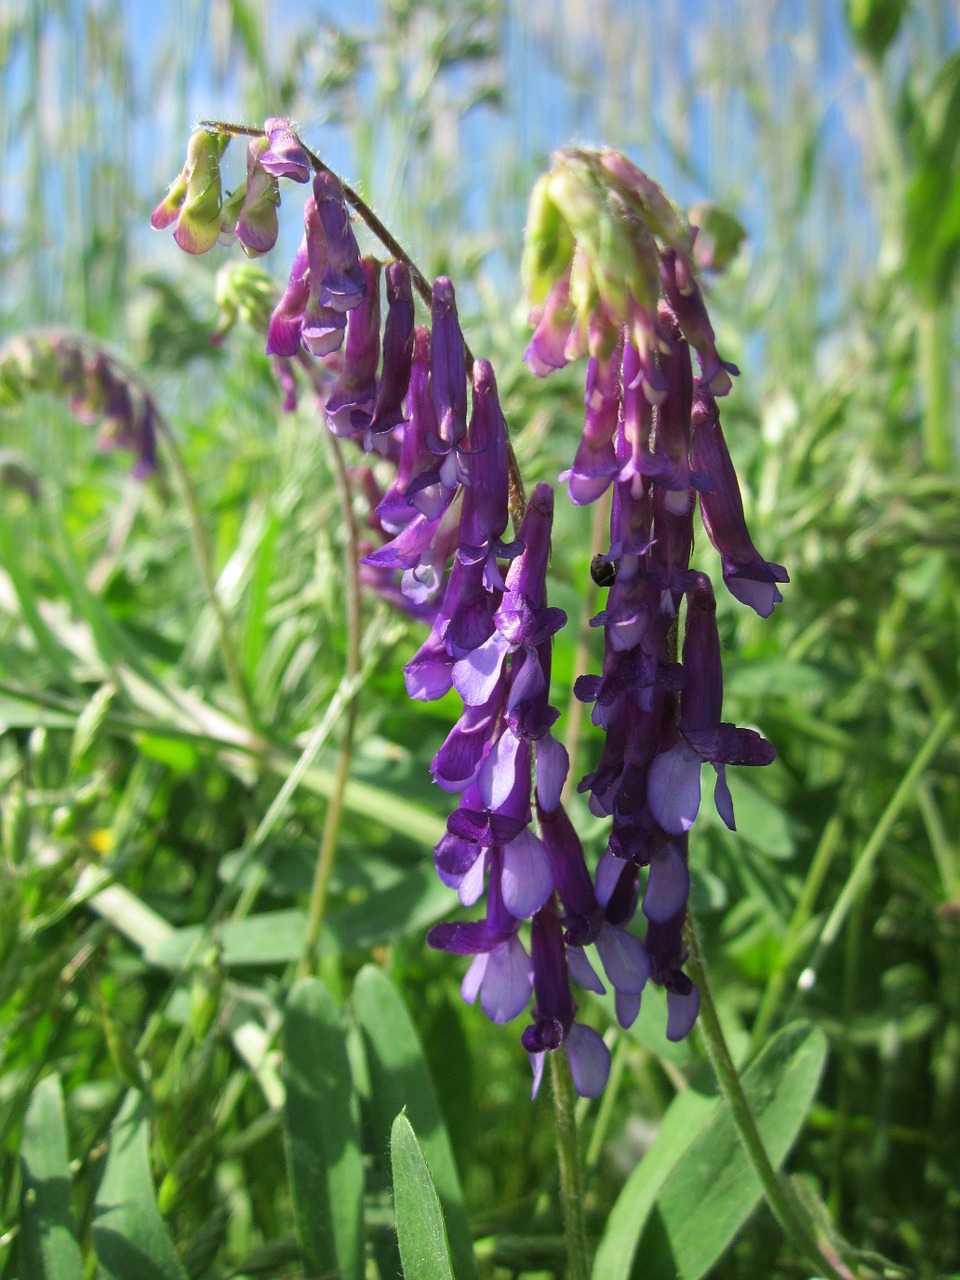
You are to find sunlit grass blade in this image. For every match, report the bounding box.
[19,1075,84,1280]
[353,965,478,1280]
[92,1090,188,1280]
[283,977,364,1280]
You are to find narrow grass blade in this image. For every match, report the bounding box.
[92,1090,188,1280]
[353,965,477,1280]
[19,1075,84,1280]
[391,1112,455,1280]
[283,977,364,1280]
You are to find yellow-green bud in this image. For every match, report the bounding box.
[522,172,574,306]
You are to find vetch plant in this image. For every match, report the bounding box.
[142,118,859,1280]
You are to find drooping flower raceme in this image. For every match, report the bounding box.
[523,146,787,1036]
[150,121,787,1095]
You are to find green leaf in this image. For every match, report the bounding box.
[19,1075,84,1280]
[391,1113,455,1280]
[283,978,364,1280]
[638,1021,828,1280]
[92,1090,189,1280]
[144,861,451,968]
[353,966,478,1280]
[593,1086,716,1280]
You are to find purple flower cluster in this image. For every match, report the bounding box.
[0,331,159,478]
[524,149,787,1032]
[151,125,787,1095]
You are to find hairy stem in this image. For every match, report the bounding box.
[549,1049,591,1280]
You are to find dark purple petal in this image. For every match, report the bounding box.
[431,277,468,451]
[369,260,415,433]
[692,391,788,617]
[311,169,366,311]
[325,256,381,436]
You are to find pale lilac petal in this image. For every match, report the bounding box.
[666,984,701,1041]
[724,573,785,618]
[534,733,569,813]
[595,923,650,994]
[462,954,487,1005]
[480,936,534,1023]
[501,829,553,919]
[459,854,486,907]
[567,946,605,995]
[529,1051,546,1099]
[565,1023,611,1098]
[615,989,642,1029]
[647,742,703,834]
[452,630,511,706]
[642,843,691,923]
[713,764,736,830]
[477,729,522,810]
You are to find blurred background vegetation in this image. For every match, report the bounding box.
[0,1,958,1277]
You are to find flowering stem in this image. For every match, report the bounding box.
[684,913,854,1280]
[198,117,527,522]
[154,417,260,734]
[549,1048,591,1280]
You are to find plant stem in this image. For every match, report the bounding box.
[917,303,953,470]
[154,417,260,733]
[297,422,363,979]
[198,117,527,522]
[684,913,854,1280]
[549,1049,591,1280]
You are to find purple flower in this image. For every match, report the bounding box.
[428,849,533,1023]
[260,118,311,183]
[266,236,310,356]
[692,388,789,617]
[660,249,739,396]
[430,277,469,457]
[647,573,776,834]
[368,261,415,435]
[521,906,611,1099]
[457,361,523,590]
[310,170,366,312]
[235,136,281,256]
[325,256,381,437]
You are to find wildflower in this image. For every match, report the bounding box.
[151,129,228,256]
[259,118,311,183]
[234,136,281,257]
